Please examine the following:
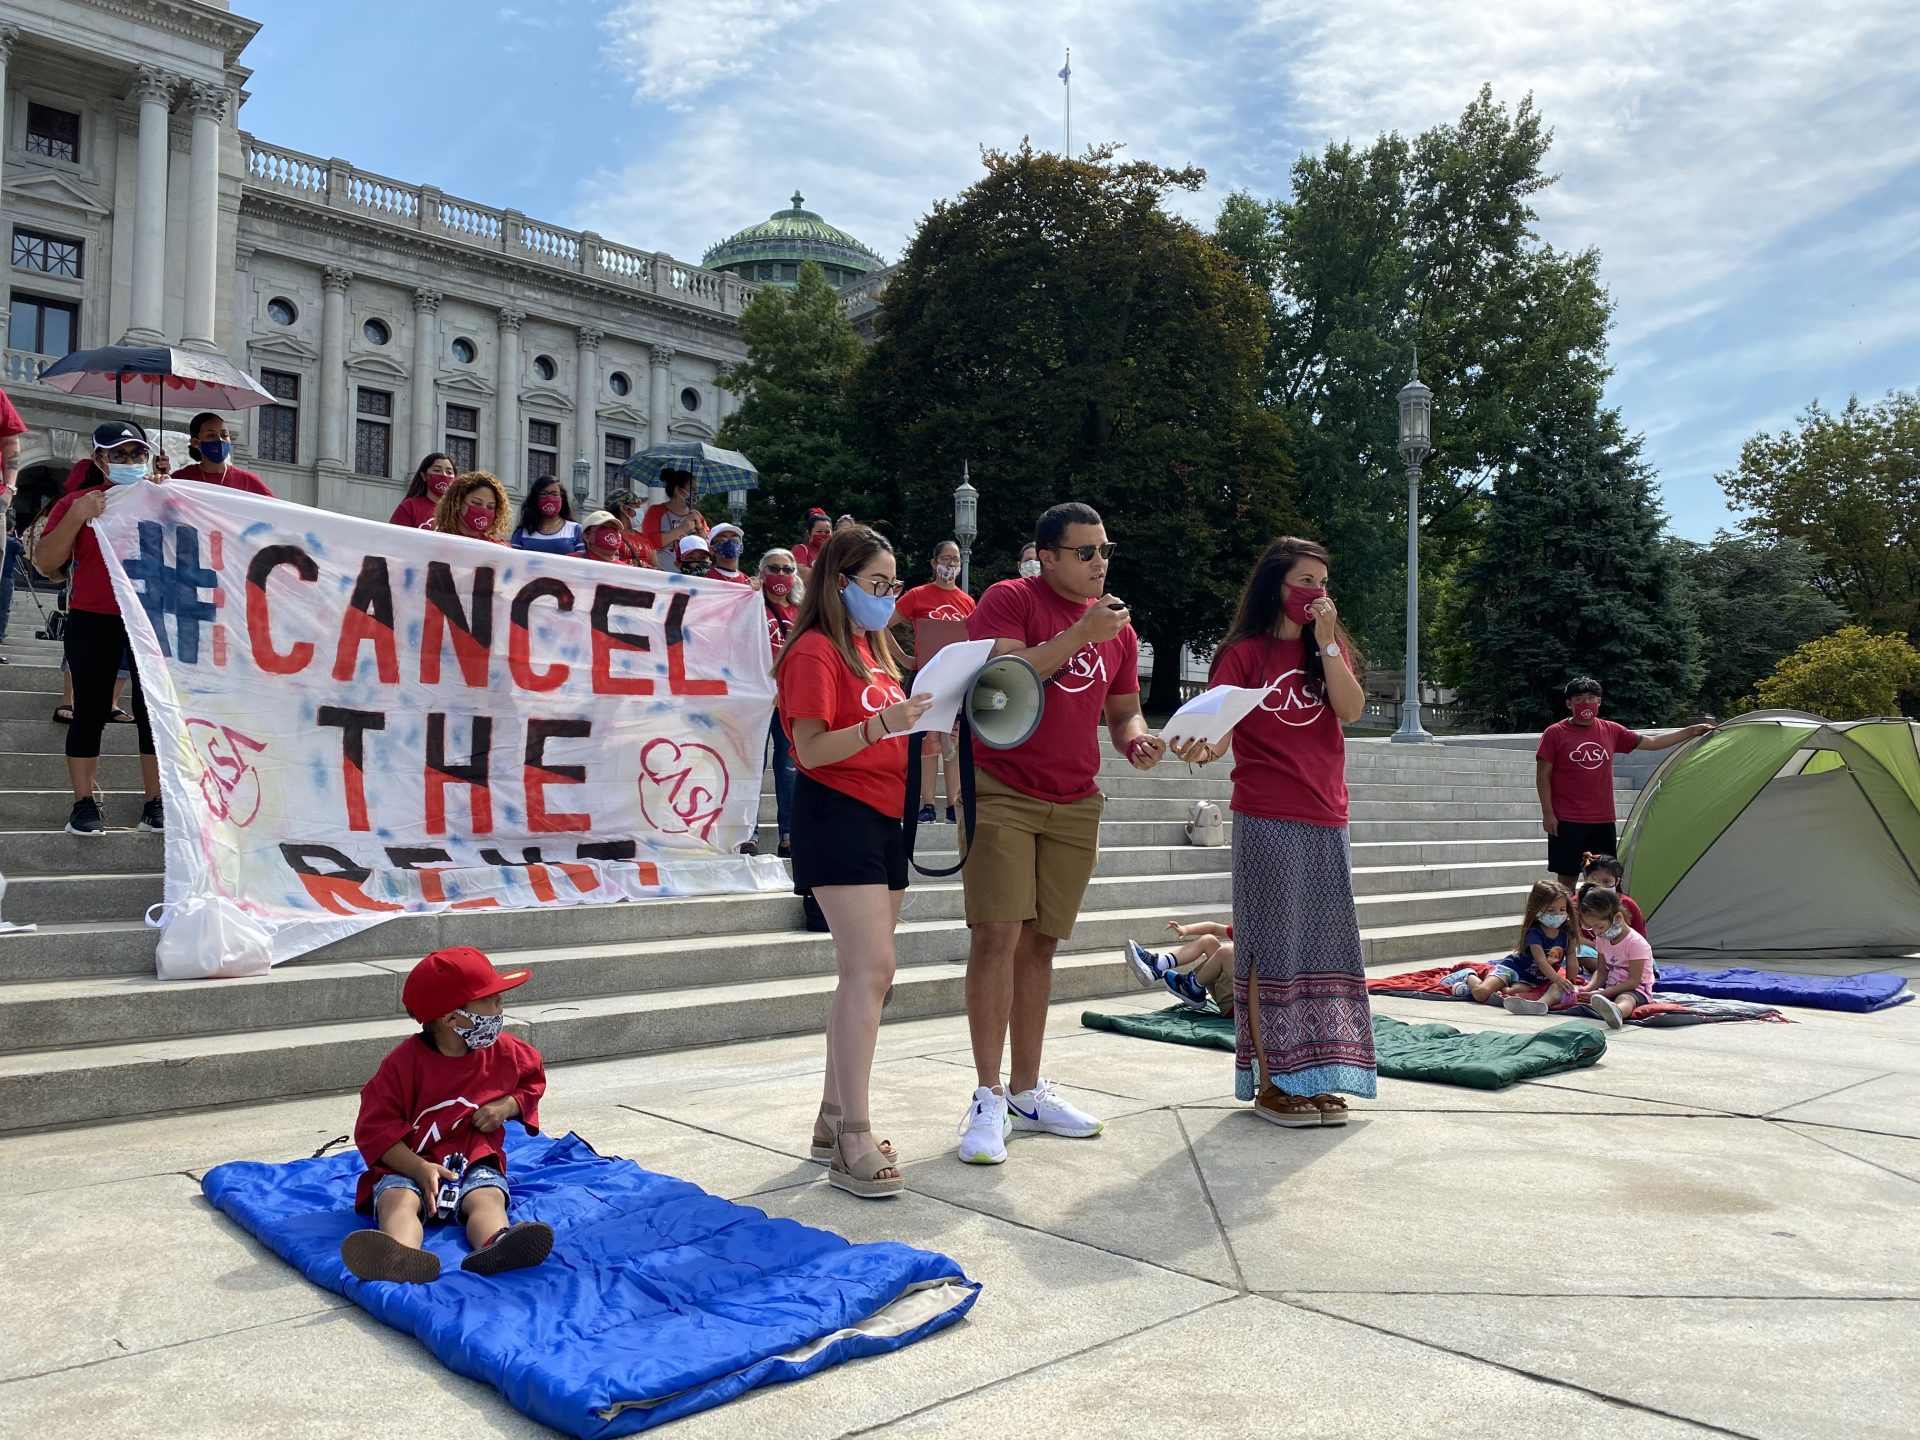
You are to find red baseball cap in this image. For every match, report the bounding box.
[402,946,531,1022]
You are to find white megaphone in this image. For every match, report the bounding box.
[963,655,1044,749]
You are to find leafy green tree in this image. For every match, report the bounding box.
[1746,626,1920,720]
[715,260,878,552]
[1670,534,1844,716]
[1718,391,1920,639]
[1213,87,1612,653]
[854,142,1298,713]
[1438,404,1702,730]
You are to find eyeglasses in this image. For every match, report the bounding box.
[852,575,906,597]
[1046,542,1118,562]
[763,564,796,575]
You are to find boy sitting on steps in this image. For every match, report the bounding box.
[341,946,554,1285]
[1125,920,1235,1015]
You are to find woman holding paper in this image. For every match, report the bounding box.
[1175,536,1376,1127]
[775,527,932,1197]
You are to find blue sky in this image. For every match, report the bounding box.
[237,0,1920,541]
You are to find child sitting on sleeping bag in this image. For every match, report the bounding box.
[1456,879,1578,1010]
[340,946,553,1285]
[1570,886,1657,1029]
[1578,853,1647,936]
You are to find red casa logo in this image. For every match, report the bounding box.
[186,719,268,826]
[1052,644,1109,695]
[638,738,731,843]
[1569,740,1609,770]
[1259,667,1326,727]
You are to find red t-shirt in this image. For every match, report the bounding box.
[765,601,797,659]
[640,502,707,566]
[897,584,976,623]
[711,567,753,585]
[352,1030,546,1211]
[778,628,908,817]
[1212,636,1349,828]
[793,539,826,570]
[0,387,23,439]
[173,462,273,495]
[390,494,438,529]
[1536,718,1640,823]
[966,575,1140,805]
[43,486,116,613]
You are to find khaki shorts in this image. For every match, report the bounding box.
[961,771,1105,939]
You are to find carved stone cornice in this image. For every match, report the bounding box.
[322,265,353,292]
[412,287,441,313]
[129,65,179,108]
[86,0,261,65]
[0,25,20,64]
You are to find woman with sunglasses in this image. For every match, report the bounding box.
[758,547,803,858]
[1173,536,1375,1127]
[775,527,932,1198]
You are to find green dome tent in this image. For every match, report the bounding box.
[1620,711,1920,958]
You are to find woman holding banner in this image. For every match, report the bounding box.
[775,528,931,1198]
[1176,537,1375,1126]
[432,472,511,544]
[758,547,802,858]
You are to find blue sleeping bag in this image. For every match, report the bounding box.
[202,1127,979,1436]
[1657,965,1914,1013]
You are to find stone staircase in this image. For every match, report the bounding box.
[0,627,1630,1132]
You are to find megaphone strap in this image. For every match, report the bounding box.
[902,724,977,879]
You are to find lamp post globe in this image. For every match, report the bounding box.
[954,461,979,593]
[1391,358,1435,743]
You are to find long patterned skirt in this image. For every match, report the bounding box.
[1232,814,1378,1101]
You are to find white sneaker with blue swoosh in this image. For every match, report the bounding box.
[957,1085,1011,1164]
[1006,1078,1103,1138]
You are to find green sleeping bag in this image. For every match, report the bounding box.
[1079,1008,1606,1090]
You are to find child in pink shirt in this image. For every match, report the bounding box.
[1575,887,1656,1029]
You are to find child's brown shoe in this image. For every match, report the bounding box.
[341,1230,442,1284]
[460,1221,554,1276]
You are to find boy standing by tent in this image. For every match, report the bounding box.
[1536,677,1709,887]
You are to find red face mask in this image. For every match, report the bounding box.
[462,504,494,534]
[589,528,621,552]
[427,472,453,497]
[1283,584,1327,626]
[763,576,794,599]
[1573,700,1600,723]
[536,493,563,518]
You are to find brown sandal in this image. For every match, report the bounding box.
[1312,1094,1351,1127]
[811,1102,898,1164]
[1253,1089,1323,1128]
[826,1121,904,1199]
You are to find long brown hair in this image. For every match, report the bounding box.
[1210,536,1364,693]
[432,471,510,541]
[774,526,902,683]
[1516,878,1571,955]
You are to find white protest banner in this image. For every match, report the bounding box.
[92,481,787,971]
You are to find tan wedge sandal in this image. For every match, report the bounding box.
[811,1102,899,1165]
[827,1121,904,1199]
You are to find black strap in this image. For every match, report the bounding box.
[902,719,978,877]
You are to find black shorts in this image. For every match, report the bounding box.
[790,771,909,893]
[1548,820,1617,879]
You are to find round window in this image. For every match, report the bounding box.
[451,337,477,364]
[609,371,632,397]
[362,317,391,346]
[267,296,297,326]
[680,387,701,413]
[533,354,557,382]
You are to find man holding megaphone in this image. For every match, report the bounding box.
[954,502,1167,1166]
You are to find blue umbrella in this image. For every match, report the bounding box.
[613,441,759,496]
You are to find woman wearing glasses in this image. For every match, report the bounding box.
[758,547,803,857]
[774,527,933,1198]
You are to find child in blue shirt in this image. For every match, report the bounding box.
[1451,879,1577,1008]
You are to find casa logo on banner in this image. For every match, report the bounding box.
[92,481,785,967]
[1260,667,1327,726]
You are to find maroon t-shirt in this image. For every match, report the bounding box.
[1212,636,1348,828]
[1536,718,1641,823]
[966,575,1139,804]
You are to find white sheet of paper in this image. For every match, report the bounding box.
[906,638,999,734]
[1159,684,1274,747]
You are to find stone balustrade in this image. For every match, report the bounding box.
[240,135,757,316]
[4,348,52,384]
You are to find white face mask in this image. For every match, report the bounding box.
[1018,559,1042,579]
[934,563,959,583]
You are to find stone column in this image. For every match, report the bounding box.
[645,344,675,503]
[494,306,525,494]
[316,266,352,470]
[179,82,228,352]
[574,326,603,479]
[0,29,18,195]
[410,288,440,463]
[125,66,177,344]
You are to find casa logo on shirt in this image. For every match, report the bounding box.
[927,601,969,621]
[860,671,907,715]
[1259,667,1326,727]
[1052,643,1109,695]
[1568,739,1609,770]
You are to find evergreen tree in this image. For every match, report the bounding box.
[1669,535,1844,716]
[1441,405,1701,729]
[715,261,879,553]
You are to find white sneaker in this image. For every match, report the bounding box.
[1006,1078,1104,1138]
[956,1086,1010,1165]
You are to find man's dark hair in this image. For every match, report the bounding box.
[1036,502,1103,552]
[1564,676,1603,700]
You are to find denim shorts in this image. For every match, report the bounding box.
[372,1162,508,1221]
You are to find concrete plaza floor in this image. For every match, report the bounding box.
[2,963,1916,1439]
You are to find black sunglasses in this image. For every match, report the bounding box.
[1046,542,1118,563]
[763,563,796,574]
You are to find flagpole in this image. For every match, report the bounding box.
[1063,47,1071,155]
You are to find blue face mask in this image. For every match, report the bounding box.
[841,580,897,631]
[714,538,744,560]
[199,439,231,465]
[107,462,148,486]
[1539,913,1566,929]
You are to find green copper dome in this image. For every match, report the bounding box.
[703,192,886,289]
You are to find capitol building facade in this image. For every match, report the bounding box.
[1,0,889,522]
